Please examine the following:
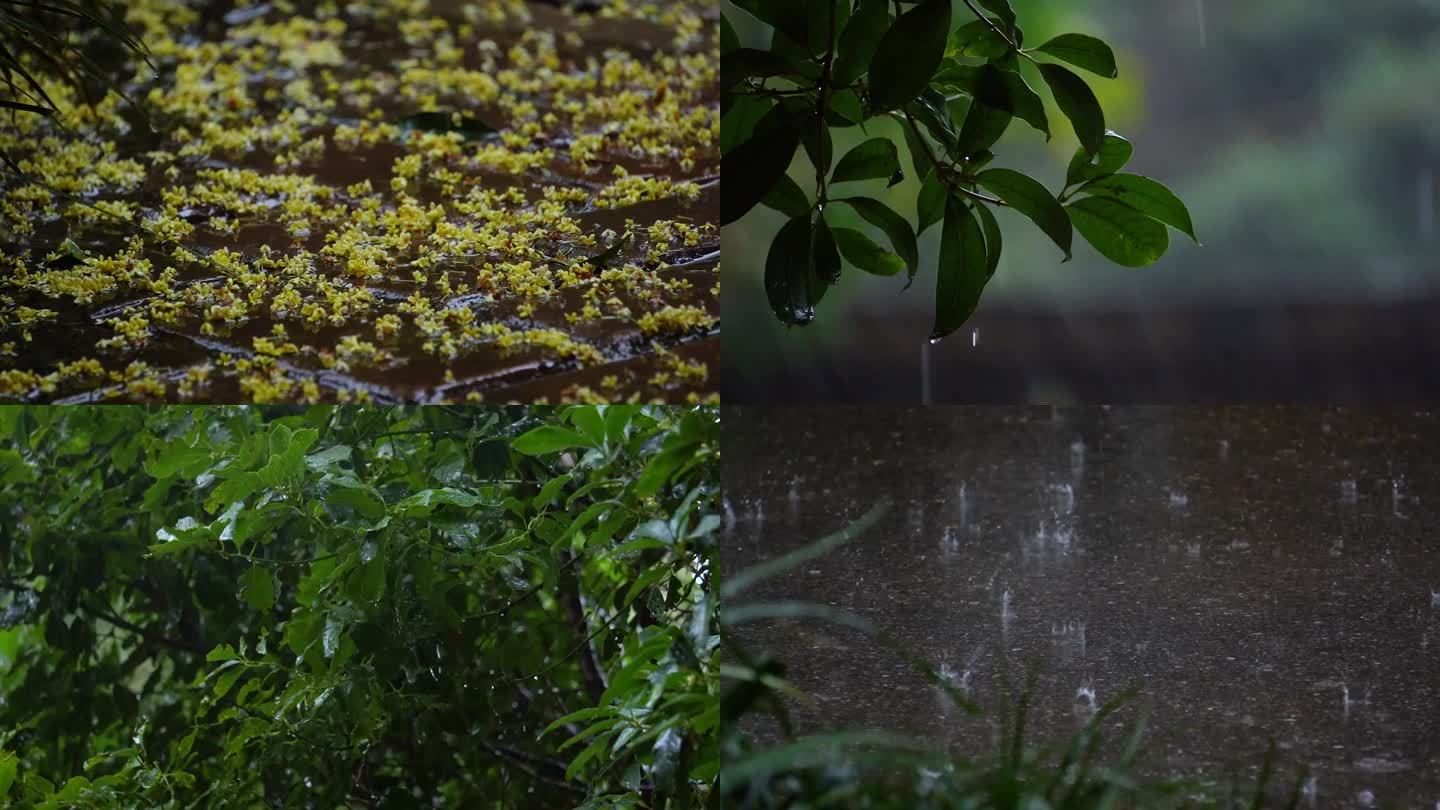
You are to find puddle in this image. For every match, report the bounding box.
[0,0,717,402]
[724,406,1440,805]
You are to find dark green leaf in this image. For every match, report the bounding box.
[239,566,274,612]
[721,106,798,225]
[836,197,919,279]
[727,0,810,46]
[954,96,1012,158]
[1034,33,1118,79]
[931,197,989,340]
[1067,196,1171,266]
[917,172,947,235]
[830,227,906,276]
[811,217,842,284]
[975,168,1072,259]
[720,96,774,156]
[973,202,1004,278]
[720,48,806,92]
[831,138,901,184]
[832,0,890,85]
[867,0,951,114]
[974,0,1017,35]
[1038,63,1105,155]
[1078,173,1198,241]
[1065,130,1132,187]
[948,20,1010,58]
[829,89,865,124]
[765,215,818,324]
[761,173,812,218]
[720,13,738,54]
[512,426,595,455]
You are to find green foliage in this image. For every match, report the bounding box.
[721,0,1196,338]
[0,405,717,808]
[722,503,1309,810]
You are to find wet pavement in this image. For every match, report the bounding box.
[723,407,1440,807]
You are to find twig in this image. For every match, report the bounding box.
[78,602,208,654]
[559,550,607,703]
[900,109,1008,208]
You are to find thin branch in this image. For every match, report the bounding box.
[477,740,588,796]
[901,109,1008,208]
[559,550,607,703]
[78,602,208,655]
[959,0,1029,59]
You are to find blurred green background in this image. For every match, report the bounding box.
[723,0,1440,402]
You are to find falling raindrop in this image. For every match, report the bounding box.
[920,342,932,404]
[1194,0,1208,47]
[971,328,979,348]
[1070,440,1085,477]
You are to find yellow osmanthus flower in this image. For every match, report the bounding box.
[0,0,717,402]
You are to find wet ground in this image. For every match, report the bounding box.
[1,0,717,402]
[724,407,1440,807]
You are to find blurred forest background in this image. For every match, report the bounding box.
[723,0,1440,402]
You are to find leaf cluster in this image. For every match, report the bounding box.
[721,0,1197,338]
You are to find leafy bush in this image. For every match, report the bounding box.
[0,405,717,808]
[721,0,1197,338]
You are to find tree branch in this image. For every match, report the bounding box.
[558,550,607,703]
[78,602,208,655]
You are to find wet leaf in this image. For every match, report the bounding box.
[239,566,274,612]
[512,426,595,456]
[831,137,901,184]
[811,217,842,285]
[830,227,905,276]
[1067,196,1170,266]
[765,214,817,325]
[1039,63,1105,155]
[867,0,951,114]
[721,105,798,225]
[932,196,989,340]
[835,197,918,279]
[761,174,813,219]
[1035,33,1119,79]
[975,168,1072,259]
[832,0,889,85]
[1065,130,1133,187]
[1077,173,1198,242]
